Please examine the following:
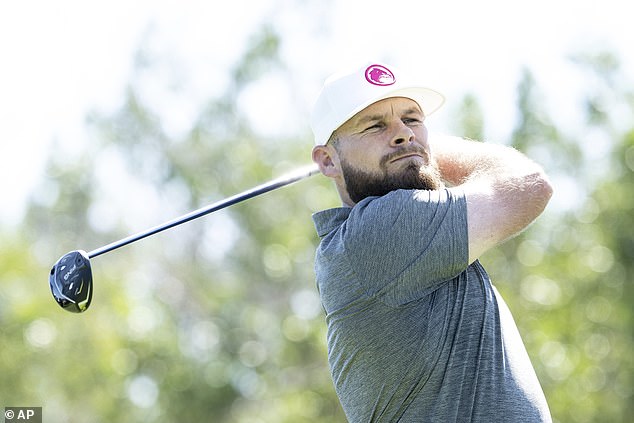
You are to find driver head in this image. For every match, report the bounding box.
[49,250,93,313]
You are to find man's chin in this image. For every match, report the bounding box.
[393,162,442,191]
[339,155,444,203]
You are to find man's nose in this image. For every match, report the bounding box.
[389,122,415,147]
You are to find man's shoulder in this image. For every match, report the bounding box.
[313,189,465,237]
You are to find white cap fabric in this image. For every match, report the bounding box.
[310,62,445,146]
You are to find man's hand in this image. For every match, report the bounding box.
[430,135,553,264]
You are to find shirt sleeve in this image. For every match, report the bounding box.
[344,188,469,306]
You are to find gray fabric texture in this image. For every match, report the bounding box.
[312,188,551,422]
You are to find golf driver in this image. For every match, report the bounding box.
[49,164,320,313]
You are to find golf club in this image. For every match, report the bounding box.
[49,164,320,313]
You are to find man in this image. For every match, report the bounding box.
[309,62,553,422]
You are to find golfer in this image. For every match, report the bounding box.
[310,63,553,422]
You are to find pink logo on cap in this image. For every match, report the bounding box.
[365,64,395,86]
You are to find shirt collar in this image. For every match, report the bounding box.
[311,207,351,237]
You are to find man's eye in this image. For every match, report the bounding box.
[404,118,422,125]
[364,123,383,132]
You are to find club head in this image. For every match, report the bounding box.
[49,250,93,313]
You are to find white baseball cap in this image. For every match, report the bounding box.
[310,62,445,146]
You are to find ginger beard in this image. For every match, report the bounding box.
[339,146,444,204]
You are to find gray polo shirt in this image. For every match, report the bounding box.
[312,188,551,422]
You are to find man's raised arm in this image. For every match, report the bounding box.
[431,135,554,264]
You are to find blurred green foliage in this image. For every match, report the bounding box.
[1,27,632,423]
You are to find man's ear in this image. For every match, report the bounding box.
[312,145,341,178]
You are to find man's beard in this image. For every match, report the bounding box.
[340,148,444,204]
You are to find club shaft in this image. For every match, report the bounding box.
[87,164,320,259]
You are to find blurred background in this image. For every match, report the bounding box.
[1,0,632,421]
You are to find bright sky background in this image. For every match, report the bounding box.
[1,0,632,226]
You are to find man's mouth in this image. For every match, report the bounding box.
[390,153,424,163]
[380,148,429,168]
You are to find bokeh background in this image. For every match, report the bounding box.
[1,1,632,422]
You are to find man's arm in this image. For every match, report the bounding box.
[430,135,554,264]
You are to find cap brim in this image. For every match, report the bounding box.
[379,87,445,117]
